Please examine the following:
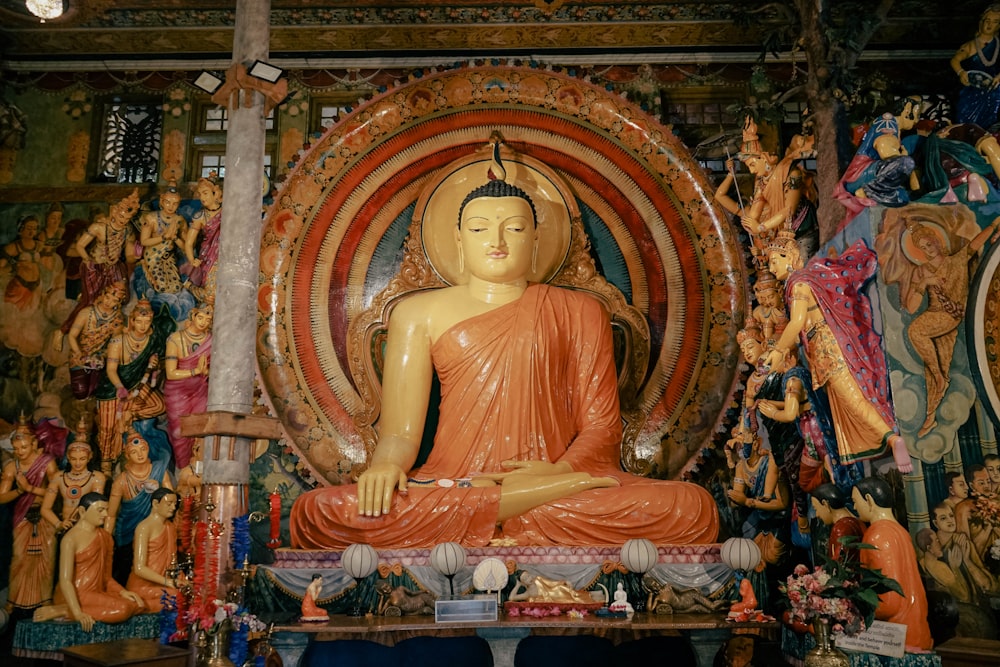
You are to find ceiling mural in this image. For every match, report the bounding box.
[0,1,985,66]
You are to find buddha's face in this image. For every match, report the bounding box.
[458,196,537,284]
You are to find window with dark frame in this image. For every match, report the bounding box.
[96,99,163,183]
[189,99,276,180]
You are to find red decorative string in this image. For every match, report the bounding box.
[192,521,208,614]
[268,490,281,548]
[204,520,221,609]
[179,496,194,555]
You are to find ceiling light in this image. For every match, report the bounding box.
[25,0,65,20]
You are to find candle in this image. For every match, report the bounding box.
[268,488,281,548]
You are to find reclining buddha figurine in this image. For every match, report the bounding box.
[289,136,720,549]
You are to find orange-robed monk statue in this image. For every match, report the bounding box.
[289,150,720,550]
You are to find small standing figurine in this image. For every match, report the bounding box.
[1,416,59,612]
[94,298,171,474]
[59,190,139,347]
[65,280,127,400]
[714,116,816,267]
[135,183,194,320]
[300,573,329,622]
[164,301,212,471]
[184,174,223,301]
[106,429,173,583]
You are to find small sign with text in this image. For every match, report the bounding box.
[834,620,907,658]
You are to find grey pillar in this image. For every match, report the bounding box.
[194,0,270,603]
[205,0,270,484]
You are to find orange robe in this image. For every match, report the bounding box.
[290,284,719,549]
[55,528,140,624]
[860,519,932,650]
[125,521,178,611]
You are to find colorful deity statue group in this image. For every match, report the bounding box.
[0,177,222,627]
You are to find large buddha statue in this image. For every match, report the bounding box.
[289,145,719,549]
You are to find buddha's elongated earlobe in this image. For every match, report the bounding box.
[531,242,538,274]
[458,246,464,274]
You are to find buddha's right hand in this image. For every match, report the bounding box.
[357,462,408,517]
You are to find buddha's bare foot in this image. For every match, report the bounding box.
[888,434,913,474]
[33,604,67,623]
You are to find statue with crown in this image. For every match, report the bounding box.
[761,228,914,476]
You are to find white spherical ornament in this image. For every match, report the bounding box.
[341,543,379,580]
[620,538,658,574]
[720,537,761,573]
[430,541,467,576]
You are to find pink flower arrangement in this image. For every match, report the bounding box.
[781,541,902,638]
[783,564,864,635]
[183,598,265,635]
